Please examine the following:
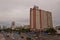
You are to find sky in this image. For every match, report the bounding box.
[0,0,60,27]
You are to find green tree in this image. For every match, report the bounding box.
[21,28,30,33]
[26,37,31,40]
[45,28,57,34]
[3,28,12,32]
[0,29,2,32]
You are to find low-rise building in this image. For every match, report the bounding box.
[23,25,30,29]
[55,26,60,34]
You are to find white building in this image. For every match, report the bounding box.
[30,6,53,31]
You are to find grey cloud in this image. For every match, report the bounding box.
[0,0,60,27]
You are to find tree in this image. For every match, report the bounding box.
[21,28,30,33]
[0,29,2,32]
[3,28,12,32]
[26,37,31,40]
[45,28,57,34]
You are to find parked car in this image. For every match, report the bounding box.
[6,34,9,37]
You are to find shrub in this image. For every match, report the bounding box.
[45,28,57,34]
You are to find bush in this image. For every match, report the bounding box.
[3,28,12,32]
[45,28,56,34]
[0,29,2,32]
[26,37,31,40]
[21,28,30,33]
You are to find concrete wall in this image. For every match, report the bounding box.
[30,9,33,29]
[47,12,53,27]
[41,10,48,29]
[36,9,40,29]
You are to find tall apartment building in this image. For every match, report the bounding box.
[30,6,53,31]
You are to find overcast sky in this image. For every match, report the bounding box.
[0,0,60,27]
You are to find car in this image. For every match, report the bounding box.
[6,34,9,37]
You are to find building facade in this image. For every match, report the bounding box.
[11,21,16,29]
[24,25,30,29]
[30,6,53,31]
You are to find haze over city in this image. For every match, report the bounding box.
[0,0,60,27]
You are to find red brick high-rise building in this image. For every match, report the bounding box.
[30,6,53,31]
